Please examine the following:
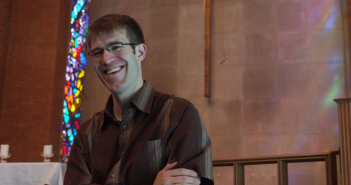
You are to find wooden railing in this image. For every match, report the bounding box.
[213,151,339,185]
[335,98,351,185]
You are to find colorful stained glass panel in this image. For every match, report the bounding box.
[61,0,90,162]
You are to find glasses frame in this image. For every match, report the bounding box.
[87,42,138,58]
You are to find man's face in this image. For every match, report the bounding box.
[90,29,146,95]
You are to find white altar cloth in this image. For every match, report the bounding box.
[0,162,66,185]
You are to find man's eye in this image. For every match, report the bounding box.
[109,44,123,51]
[92,50,103,57]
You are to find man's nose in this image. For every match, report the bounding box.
[101,49,114,64]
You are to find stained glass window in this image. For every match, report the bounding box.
[61,0,90,162]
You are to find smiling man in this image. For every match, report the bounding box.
[64,14,213,185]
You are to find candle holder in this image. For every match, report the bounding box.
[0,154,10,163]
[41,153,54,162]
[41,145,54,162]
[0,144,10,163]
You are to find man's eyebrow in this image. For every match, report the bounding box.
[105,41,123,47]
[91,41,123,51]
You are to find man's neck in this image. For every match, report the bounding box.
[112,81,143,121]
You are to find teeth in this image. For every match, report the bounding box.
[106,66,123,75]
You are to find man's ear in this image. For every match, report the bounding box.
[135,43,147,62]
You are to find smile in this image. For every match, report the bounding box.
[104,66,125,75]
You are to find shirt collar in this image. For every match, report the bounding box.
[131,80,154,114]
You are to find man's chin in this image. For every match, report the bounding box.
[108,84,126,94]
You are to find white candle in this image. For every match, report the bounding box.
[0,144,9,157]
[43,145,53,156]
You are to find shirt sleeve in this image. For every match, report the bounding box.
[64,131,94,185]
[166,102,214,185]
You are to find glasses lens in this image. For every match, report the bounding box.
[90,49,103,57]
[89,43,128,58]
[108,43,123,52]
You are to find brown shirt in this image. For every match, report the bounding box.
[64,81,213,185]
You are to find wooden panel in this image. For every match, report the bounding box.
[278,160,288,185]
[233,163,244,185]
[204,0,211,97]
[326,151,338,185]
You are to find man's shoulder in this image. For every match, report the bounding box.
[153,91,194,108]
[152,91,200,119]
[78,111,104,134]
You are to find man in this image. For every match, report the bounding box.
[64,14,213,185]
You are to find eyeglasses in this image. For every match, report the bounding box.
[88,42,138,58]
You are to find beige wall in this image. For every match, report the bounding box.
[83,0,349,184]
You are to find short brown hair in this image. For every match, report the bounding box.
[86,14,145,49]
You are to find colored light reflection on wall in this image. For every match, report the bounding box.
[290,0,343,158]
[61,0,90,162]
